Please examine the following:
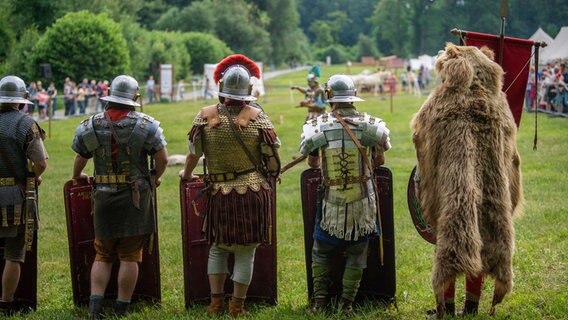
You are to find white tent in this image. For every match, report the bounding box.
[409,54,435,71]
[529,27,554,58]
[202,62,265,99]
[541,26,568,63]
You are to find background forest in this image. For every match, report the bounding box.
[0,0,566,85]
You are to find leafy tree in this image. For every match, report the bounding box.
[356,34,380,59]
[310,21,335,48]
[313,44,352,64]
[146,31,192,80]
[3,0,60,36]
[370,0,410,57]
[31,11,130,85]
[119,18,153,81]
[265,0,307,66]
[155,1,215,33]
[212,0,272,62]
[182,32,232,74]
[3,28,41,81]
[0,6,15,66]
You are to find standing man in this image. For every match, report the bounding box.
[71,75,168,318]
[0,76,48,314]
[146,75,155,104]
[299,75,390,315]
[290,73,327,120]
[181,54,280,318]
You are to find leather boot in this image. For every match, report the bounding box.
[0,300,15,316]
[426,302,455,318]
[88,297,104,319]
[339,298,354,317]
[114,300,130,317]
[228,296,248,318]
[459,300,478,316]
[308,296,327,314]
[206,293,225,316]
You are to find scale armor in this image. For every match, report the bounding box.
[191,104,276,195]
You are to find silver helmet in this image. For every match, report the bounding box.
[325,74,364,103]
[100,75,141,107]
[0,75,33,105]
[218,65,256,101]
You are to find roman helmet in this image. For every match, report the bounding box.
[214,54,260,101]
[0,75,33,105]
[325,74,364,103]
[100,75,141,107]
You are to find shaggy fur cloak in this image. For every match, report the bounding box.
[410,43,524,299]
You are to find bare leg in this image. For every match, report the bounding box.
[90,261,112,296]
[117,261,139,301]
[1,261,21,301]
[209,273,227,294]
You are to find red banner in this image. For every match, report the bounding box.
[463,31,534,127]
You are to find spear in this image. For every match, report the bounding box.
[498,0,508,65]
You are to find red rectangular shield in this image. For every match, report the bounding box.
[301,167,396,304]
[0,231,37,312]
[179,176,277,308]
[63,178,161,306]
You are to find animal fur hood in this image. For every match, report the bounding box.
[410,43,524,293]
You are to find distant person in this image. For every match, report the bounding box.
[146,75,155,104]
[290,73,326,121]
[203,74,214,100]
[47,82,57,116]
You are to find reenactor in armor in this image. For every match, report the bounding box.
[181,54,281,317]
[299,75,391,315]
[71,75,168,318]
[0,76,48,315]
[291,72,327,120]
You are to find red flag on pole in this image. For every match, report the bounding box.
[462,31,534,127]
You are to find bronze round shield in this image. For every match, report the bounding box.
[407,166,436,245]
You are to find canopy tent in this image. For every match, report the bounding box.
[529,27,554,59]
[409,55,435,71]
[541,26,568,63]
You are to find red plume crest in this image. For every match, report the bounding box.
[213,54,261,84]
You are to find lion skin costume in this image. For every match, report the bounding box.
[410,43,524,318]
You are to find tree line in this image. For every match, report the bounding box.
[0,0,565,85]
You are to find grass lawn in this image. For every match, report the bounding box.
[14,65,568,319]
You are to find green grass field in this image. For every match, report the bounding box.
[15,65,568,319]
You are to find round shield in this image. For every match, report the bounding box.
[407,166,436,244]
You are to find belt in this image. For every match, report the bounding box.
[94,174,128,184]
[324,175,370,186]
[0,177,15,186]
[208,168,257,182]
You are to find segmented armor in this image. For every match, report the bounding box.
[72,110,166,239]
[300,108,391,240]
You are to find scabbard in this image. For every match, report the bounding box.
[25,176,37,251]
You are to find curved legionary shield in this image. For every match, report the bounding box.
[0,231,37,312]
[407,166,436,245]
[64,178,161,306]
[180,176,277,308]
[301,167,396,305]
